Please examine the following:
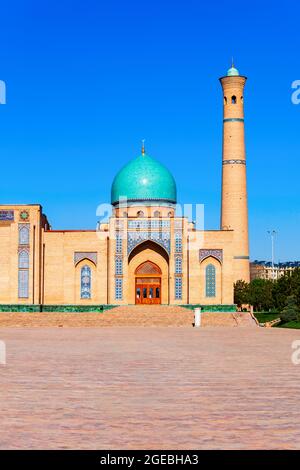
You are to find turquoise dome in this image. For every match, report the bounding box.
[111,153,177,205]
[227,66,239,76]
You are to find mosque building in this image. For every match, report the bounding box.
[0,65,250,311]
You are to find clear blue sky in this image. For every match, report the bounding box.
[0,0,299,262]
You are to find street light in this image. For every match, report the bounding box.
[267,230,277,280]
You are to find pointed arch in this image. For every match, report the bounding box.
[75,256,97,267]
[128,239,169,263]
[128,240,169,304]
[19,224,30,245]
[198,255,222,303]
[135,260,162,275]
[18,249,29,268]
[199,249,223,265]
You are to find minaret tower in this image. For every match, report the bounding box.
[219,62,250,283]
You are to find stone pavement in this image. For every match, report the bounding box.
[0,327,300,449]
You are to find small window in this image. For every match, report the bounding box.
[116,233,123,253]
[175,277,182,300]
[18,270,29,298]
[81,265,91,299]
[137,211,144,218]
[154,211,160,218]
[175,232,182,253]
[18,249,29,298]
[19,224,30,245]
[115,257,123,275]
[19,250,29,269]
[115,278,123,300]
[205,264,216,297]
[175,256,182,274]
[231,95,237,104]
[224,96,227,105]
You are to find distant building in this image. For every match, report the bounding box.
[250,261,300,281]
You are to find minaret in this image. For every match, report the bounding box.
[219,62,250,283]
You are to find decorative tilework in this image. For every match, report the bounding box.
[223,118,244,122]
[115,278,123,300]
[19,210,29,221]
[205,264,216,298]
[18,270,29,298]
[127,231,170,255]
[174,232,182,253]
[74,252,97,265]
[223,159,246,165]
[19,224,30,245]
[175,276,182,300]
[0,210,14,221]
[115,233,123,254]
[128,220,170,229]
[175,256,182,274]
[115,257,123,275]
[18,250,29,269]
[199,249,223,264]
[18,225,30,298]
[81,265,91,299]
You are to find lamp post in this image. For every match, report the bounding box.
[267,230,277,280]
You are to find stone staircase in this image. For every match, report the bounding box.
[0,305,258,328]
[232,311,258,328]
[109,305,193,327]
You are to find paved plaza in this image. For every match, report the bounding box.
[1,327,300,449]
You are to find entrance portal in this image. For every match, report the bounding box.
[135,261,162,305]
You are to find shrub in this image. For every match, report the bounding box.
[280,295,300,323]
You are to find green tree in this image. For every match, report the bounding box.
[234,280,250,308]
[249,278,274,311]
[272,273,292,311]
[280,295,300,323]
[272,268,300,311]
[290,268,300,307]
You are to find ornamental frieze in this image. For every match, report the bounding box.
[199,249,223,263]
[74,252,97,265]
[223,159,246,165]
[127,219,170,230]
[0,210,14,221]
[127,231,170,255]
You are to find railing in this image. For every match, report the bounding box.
[259,318,281,328]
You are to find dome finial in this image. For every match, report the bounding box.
[141,139,145,156]
[227,59,239,77]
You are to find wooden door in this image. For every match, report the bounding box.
[135,278,161,304]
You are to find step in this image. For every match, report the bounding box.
[0,309,258,328]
